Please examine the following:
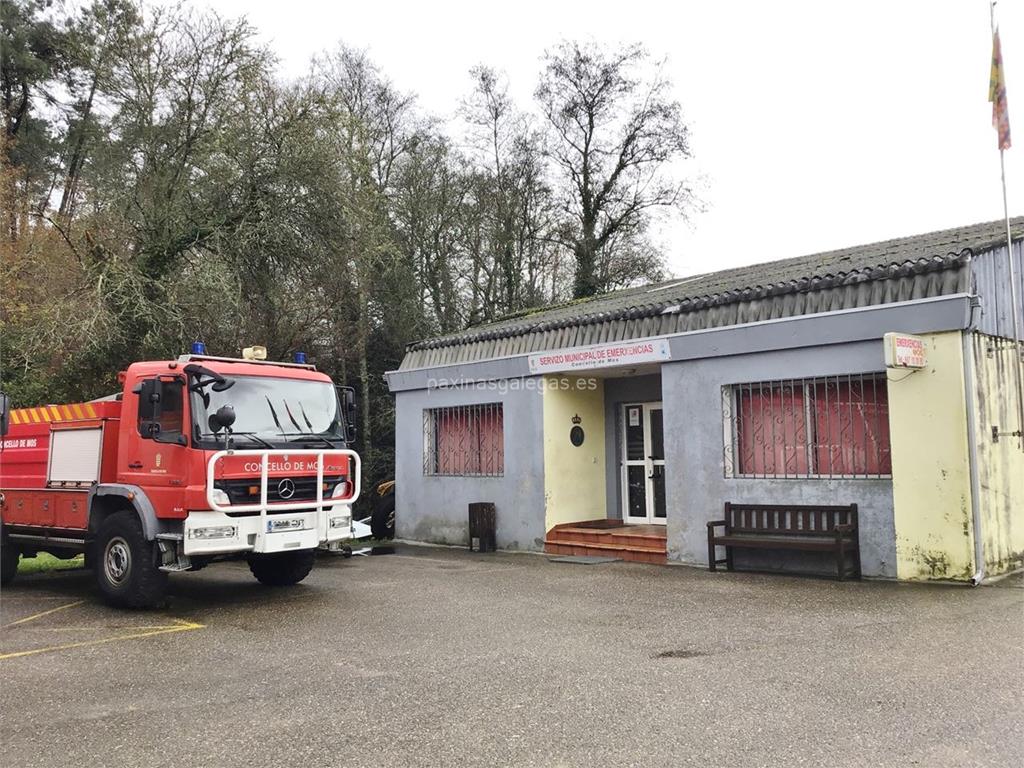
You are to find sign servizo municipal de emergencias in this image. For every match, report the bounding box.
[527,339,672,375]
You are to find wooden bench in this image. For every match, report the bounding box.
[707,503,861,580]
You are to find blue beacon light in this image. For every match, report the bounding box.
[293,351,307,364]
[191,341,207,355]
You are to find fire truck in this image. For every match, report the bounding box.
[0,344,361,608]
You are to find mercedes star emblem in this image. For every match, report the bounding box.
[277,478,296,499]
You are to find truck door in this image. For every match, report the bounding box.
[119,375,191,519]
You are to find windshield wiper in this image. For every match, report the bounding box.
[282,400,305,433]
[265,396,287,437]
[298,402,315,432]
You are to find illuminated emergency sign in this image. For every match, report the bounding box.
[884,332,927,369]
[528,338,671,374]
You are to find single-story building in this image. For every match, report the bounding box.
[385,217,1024,582]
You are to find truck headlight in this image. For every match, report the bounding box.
[329,484,351,529]
[210,488,231,507]
[190,525,236,539]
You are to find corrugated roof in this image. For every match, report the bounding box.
[400,216,1023,370]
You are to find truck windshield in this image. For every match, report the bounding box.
[192,375,345,448]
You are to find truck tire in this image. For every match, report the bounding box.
[247,550,315,586]
[1,542,18,586]
[93,511,168,608]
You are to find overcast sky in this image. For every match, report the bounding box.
[191,0,1022,278]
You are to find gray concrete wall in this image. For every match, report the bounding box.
[393,381,547,551]
[660,340,898,578]
[603,374,663,520]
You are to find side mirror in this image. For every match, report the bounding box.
[0,392,10,437]
[209,404,236,433]
[338,386,357,443]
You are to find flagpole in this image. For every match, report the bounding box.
[999,151,1024,452]
[991,2,1024,451]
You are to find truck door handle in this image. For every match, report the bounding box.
[128,461,143,469]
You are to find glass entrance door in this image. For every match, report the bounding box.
[621,402,667,525]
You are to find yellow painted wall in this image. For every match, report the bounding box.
[971,333,1024,575]
[889,331,976,581]
[542,377,607,530]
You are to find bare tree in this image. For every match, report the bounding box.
[536,41,691,298]
[315,46,418,480]
[461,66,561,320]
[392,134,468,333]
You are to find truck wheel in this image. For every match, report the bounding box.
[247,550,315,586]
[94,512,168,608]
[1,542,19,586]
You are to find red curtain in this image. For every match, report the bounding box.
[736,384,810,476]
[812,379,891,476]
[736,378,891,477]
[434,407,504,475]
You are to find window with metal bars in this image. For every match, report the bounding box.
[423,403,504,477]
[723,374,892,479]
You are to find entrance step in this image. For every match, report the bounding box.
[544,520,667,565]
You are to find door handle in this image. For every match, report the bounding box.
[128,461,143,469]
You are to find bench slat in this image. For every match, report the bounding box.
[714,535,848,551]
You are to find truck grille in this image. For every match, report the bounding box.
[215,475,345,514]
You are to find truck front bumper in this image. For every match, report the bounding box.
[183,504,354,556]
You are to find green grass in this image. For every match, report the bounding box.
[16,552,85,575]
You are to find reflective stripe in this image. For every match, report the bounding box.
[7,403,100,424]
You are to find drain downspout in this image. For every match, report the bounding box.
[962,287,986,586]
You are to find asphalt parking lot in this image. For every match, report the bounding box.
[1,546,1022,768]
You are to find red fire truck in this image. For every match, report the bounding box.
[0,345,361,607]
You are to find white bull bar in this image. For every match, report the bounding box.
[205,449,361,551]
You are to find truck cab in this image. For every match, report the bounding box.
[0,348,361,607]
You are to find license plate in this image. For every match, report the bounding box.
[268,518,304,532]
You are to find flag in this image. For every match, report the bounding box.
[989,29,1011,150]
